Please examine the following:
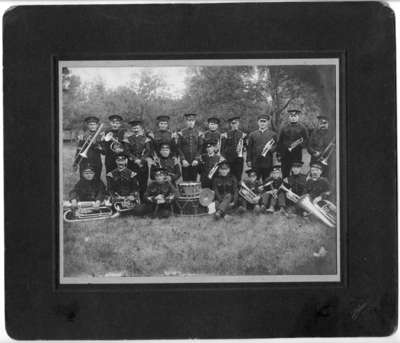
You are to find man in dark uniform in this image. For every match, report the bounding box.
[283,161,307,212]
[277,109,309,178]
[246,114,277,182]
[123,119,151,200]
[237,169,262,213]
[202,117,222,153]
[73,116,103,180]
[259,164,286,213]
[305,162,331,200]
[221,116,246,182]
[101,114,126,173]
[149,115,178,158]
[212,161,238,220]
[149,143,181,186]
[143,167,177,218]
[69,164,106,208]
[177,113,203,181]
[199,143,221,189]
[308,115,334,177]
[106,155,140,202]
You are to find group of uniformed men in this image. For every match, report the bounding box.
[69,109,335,219]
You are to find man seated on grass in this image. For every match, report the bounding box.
[237,168,263,214]
[106,155,140,203]
[150,143,181,186]
[199,142,221,189]
[305,162,331,203]
[69,164,106,208]
[259,164,286,214]
[143,167,177,218]
[212,161,238,220]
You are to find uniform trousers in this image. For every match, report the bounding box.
[228,157,244,182]
[215,194,235,214]
[261,191,286,209]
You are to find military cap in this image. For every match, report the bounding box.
[288,109,301,114]
[84,116,99,123]
[108,114,123,122]
[115,154,128,162]
[257,114,271,121]
[160,143,171,150]
[228,116,240,122]
[218,160,230,169]
[128,119,143,126]
[156,115,170,122]
[310,162,323,170]
[291,161,304,167]
[82,164,95,172]
[245,168,257,176]
[207,117,220,124]
[271,164,282,171]
[317,115,329,121]
[184,113,197,119]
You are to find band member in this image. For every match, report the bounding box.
[259,165,286,213]
[69,164,106,208]
[283,161,307,211]
[238,169,262,213]
[101,114,126,173]
[202,117,221,153]
[246,114,277,182]
[73,116,103,180]
[277,109,309,178]
[305,162,331,200]
[212,161,238,220]
[143,167,177,218]
[221,116,246,182]
[149,115,178,158]
[106,155,140,201]
[123,119,151,199]
[199,142,221,189]
[308,115,334,176]
[177,113,203,181]
[150,143,181,185]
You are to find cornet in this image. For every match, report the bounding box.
[288,137,304,152]
[261,138,275,157]
[103,131,124,153]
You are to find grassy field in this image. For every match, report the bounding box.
[62,142,336,278]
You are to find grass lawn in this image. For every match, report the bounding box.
[62,142,337,278]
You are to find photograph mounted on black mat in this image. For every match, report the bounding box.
[60,59,340,284]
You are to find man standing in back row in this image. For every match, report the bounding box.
[246,114,277,182]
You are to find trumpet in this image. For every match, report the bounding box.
[239,181,260,204]
[236,133,246,158]
[73,123,104,167]
[208,156,225,179]
[261,138,275,157]
[103,131,125,154]
[318,138,335,166]
[288,137,304,152]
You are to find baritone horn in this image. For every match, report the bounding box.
[208,156,225,179]
[261,138,275,157]
[239,181,260,204]
[279,184,336,228]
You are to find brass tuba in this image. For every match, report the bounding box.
[279,184,336,228]
[239,181,260,204]
[63,200,116,223]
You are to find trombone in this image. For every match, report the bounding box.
[318,138,335,165]
[73,123,104,167]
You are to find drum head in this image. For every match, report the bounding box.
[199,188,215,207]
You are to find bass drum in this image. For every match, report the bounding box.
[177,182,201,199]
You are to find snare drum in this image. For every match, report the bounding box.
[177,182,201,199]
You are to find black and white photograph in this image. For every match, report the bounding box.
[59,59,339,283]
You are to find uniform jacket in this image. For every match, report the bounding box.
[246,129,277,167]
[202,130,221,151]
[200,153,221,178]
[69,179,106,202]
[177,127,203,163]
[307,128,333,156]
[124,134,151,165]
[150,156,181,183]
[277,122,309,156]
[222,129,245,162]
[144,181,177,203]
[305,177,330,199]
[284,174,307,196]
[106,167,140,196]
[152,129,178,156]
[212,174,238,203]
[74,131,103,167]
[243,178,263,195]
